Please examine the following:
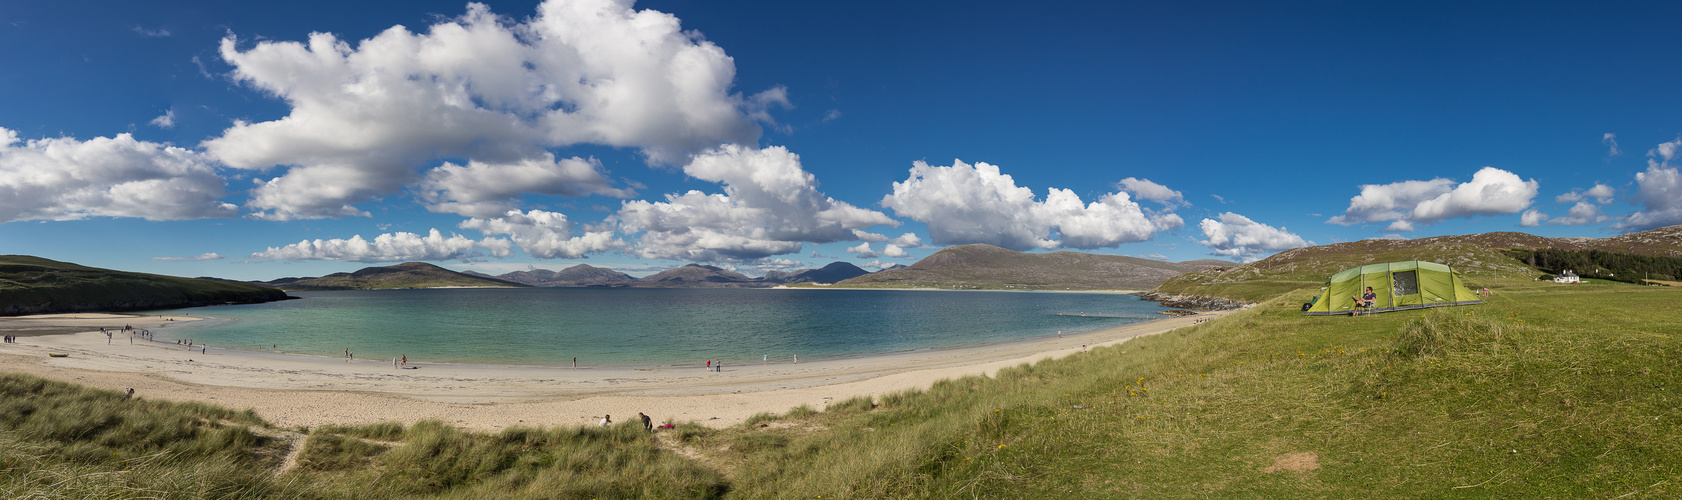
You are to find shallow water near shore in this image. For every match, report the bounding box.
[143,288,1166,367]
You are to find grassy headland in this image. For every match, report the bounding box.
[0,255,290,316]
[5,280,1677,497]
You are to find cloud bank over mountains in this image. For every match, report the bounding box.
[880,159,1182,252]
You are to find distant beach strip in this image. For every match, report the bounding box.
[0,307,1230,431]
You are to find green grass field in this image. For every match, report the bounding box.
[4,282,1679,498]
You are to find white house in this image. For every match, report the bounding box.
[1554,270,1580,284]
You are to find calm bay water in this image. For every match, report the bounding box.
[145,288,1167,367]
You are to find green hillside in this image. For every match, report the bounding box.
[0,255,291,316]
[270,262,529,290]
[1153,226,1682,303]
[838,244,1230,290]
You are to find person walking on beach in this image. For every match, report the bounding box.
[600,414,611,427]
[639,412,652,432]
[401,355,406,368]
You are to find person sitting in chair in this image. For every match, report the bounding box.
[1351,286,1377,315]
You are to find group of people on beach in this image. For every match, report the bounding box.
[2,335,15,343]
[392,355,408,368]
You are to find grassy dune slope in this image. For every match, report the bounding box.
[6,281,1677,498]
[0,255,290,316]
[703,282,1680,498]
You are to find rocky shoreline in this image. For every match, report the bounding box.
[1135,291,1249,311]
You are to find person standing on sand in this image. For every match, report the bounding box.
[401,355,406,368]
[639,412,652,432]
[600,414,611,427]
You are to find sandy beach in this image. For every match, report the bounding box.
[0,311,1228,432]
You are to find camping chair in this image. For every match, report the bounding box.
[1351,298,1375,316]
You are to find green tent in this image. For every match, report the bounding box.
[1304,261,1483,316]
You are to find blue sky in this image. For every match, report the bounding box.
[3,0,1681,281]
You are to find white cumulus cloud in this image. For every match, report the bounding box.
[880,159,1174,251]
[1618,142,1682,231]
[1604,133,1622,157]
[890,233,923,248]
[149,109,175,129]
[1328,167,1538,230]
[1555,183,1615,205]
[417,153,632,217]
[846,242,877,258]
[205,0,775,220]
[1549,201,1607,226]
[1116,177,1185,208]
[0,127,236,223]
[251,228,510,262]
[1520,209,1548,227]
[459,209,624,258]
[613,145,896,262]
[1198,212,1310,262]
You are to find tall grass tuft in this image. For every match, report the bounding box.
[1390,308,1505,358]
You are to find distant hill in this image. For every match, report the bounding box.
[497,264,637,287]
[0,255,292,316]
[636,264,763,287]
[1151,225,1682,302]
[267,262,529,290]
[835,244,1231,290]
[764,262,870,284]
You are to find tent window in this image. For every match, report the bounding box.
[1392,270,1419,296]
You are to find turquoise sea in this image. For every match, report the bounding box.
[145,288,1169,367]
